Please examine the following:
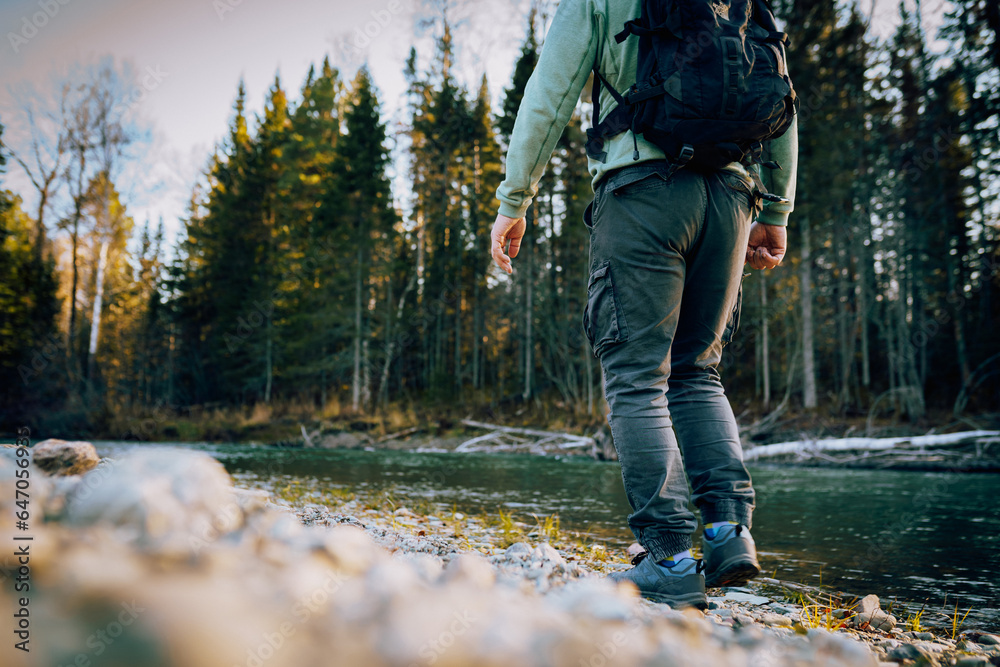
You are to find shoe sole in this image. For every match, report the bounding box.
[641,590,709,610]
[704,557,761,589]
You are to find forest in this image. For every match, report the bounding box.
[1,0,998,440]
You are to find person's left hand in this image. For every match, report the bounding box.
[745,221,787,270]
[490,213,526,275]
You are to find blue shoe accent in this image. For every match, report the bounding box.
[608,553,708,609]
[702,524,761,588]
[704,521,737,541]
[658,549,693,570]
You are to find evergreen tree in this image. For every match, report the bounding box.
[0,122,61,428]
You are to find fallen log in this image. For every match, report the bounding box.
[457,420,595,455]
[744,430,1000,462]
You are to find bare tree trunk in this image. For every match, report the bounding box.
[454,261,463,393]
[362,338,371,408]
[858,238,871,389]
[264,317,273,404]
[761,270,771,410]
[472,280,482,390]
[523,206,534,401]
[86,241,108,379]
[167,322,176,407]
[837,244,854,410]
[353,244,363,413]
[585,345,594,415]
[68,214,80,377]
[948,265,971,385]
[800,216,817,409]
[379,270,417,406]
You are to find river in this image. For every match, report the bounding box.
[95,441,1000,631]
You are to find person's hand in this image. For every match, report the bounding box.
[745,222,787,270]
[490,213,526,275]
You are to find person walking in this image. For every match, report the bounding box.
[490,0,797,610]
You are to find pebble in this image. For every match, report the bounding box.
[978,634,1000,645]
[723,591,772,605]
[760,612,793,627]
[887,643,936,663]
[955,658,991,667]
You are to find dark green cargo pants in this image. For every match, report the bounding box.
[584,162,757,562]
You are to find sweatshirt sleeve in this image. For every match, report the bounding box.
[496,0,600,219]
[757,114,798,226]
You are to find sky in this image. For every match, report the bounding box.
[0,0,532,242]
[0,0,949,248]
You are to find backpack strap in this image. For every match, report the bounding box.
[614,20,678,43]
[586,69,632,162]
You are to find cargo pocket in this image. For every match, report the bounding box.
[583,262,629,356]
[722,276,746,345]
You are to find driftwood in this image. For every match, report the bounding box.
[375,426,423,444]
[457,420,595,456]
[755,577,826,608]
[744,430,1000,469]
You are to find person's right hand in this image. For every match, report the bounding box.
[745,222,786,270]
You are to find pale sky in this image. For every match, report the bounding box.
[0,0,532,242]
[0,0,948,247]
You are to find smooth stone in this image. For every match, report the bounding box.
[504,542,532,558]
[955,658,990,667]
[913,640,947,654]
[768,603,794,615]
[723,591,771,605]
[530,543,565,566]
[32,439,100,476]
[887,643,936,663]
[978,634,1000,645]
[760,612,793,627]
[851,596,896,632]
[856,594,881,616]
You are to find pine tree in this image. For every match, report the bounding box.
[338,68,395,412]
[0,122,61,427]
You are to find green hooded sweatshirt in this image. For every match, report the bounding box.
[496,0,798,227]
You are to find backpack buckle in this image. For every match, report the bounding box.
[665,144,695,179]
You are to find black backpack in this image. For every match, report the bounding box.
[587,0,797,187]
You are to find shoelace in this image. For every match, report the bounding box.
[630,551,706,573]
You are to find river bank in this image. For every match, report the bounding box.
[3,440,999,666]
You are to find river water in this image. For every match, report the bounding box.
[96,442,1000,631]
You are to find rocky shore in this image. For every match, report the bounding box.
[2,440,998,667]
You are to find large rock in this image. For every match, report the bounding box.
[32,439,100,475]
[65,448,243,551]
[850,594,897,632]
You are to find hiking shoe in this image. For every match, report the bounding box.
[702,524,761,588]
[608,553,707,609]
